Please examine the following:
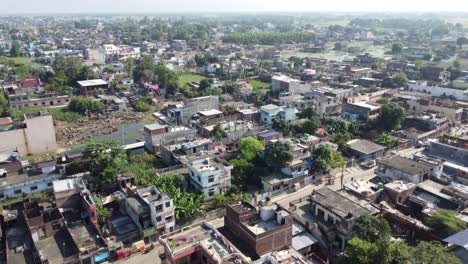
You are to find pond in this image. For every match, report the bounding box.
[93,122,145,145]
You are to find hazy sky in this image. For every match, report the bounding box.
[2,0,468,14]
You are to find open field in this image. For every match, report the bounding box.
[281,41,389,61]
[178,73,205,87]
[249,80,270,89]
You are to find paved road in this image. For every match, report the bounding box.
[271,166,377,208]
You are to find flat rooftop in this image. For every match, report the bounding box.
[34,228,78,264]
[77,79,108,87]
[378,155,433,175]
[347,139,385,155]
[312,187,378,218]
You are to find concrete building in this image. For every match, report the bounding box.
[187,155,233,200]
[159,221,248,264]
[260,104,296,126]
[271,75,302,97]
[346,139,385,161]
[377,155,442,184]
[77,79,109,96]
[342,101,380,121]
[136,186,175,234]
[0,111,57,156]
[167,96,220,125]
[427,135,468,167]
[310,188,379,251]
[224,201,293,257]
[408,82,468,102]
[143,123,194,153]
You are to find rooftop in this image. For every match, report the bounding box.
[77,79,108,87]
[378,155,434,175]
[311,187,378,219]
[349,101,381,110]
[198,109,223,116]
[347,139,385,155]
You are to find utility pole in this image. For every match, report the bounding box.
[340,162,345,190]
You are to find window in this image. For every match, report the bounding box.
[197,176,201,182]
[14,189,22,194]
[165,202,170,207]
[0,194,4,199]
[208,176,214,183]
[166,216,173,222]
[30,186,38,191]
[156,216,162,222]
[47,182,53,187]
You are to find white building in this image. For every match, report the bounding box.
[137,186,175,234]
[408,82,468,102]
[187,155,233,201]
[0,111,57,156]
[260,104,297,126]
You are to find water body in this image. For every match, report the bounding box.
[93,122,145,145]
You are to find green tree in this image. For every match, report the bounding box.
[351,215,391,243]
[337,237,378,264]
[231,158,253,188]
[83,140,128,189]
[44,72,73,95]
[68,96,104,114]
[9,41,21,57]
[410,241,462,264]
[427,209,466,238]
[264,141,293,169]
[0,92,9,116]
[313,144,344,173]
[391,72,408,87]
[133,100,152,112]
[52,57,86,85]
[93,197,111,226]
[239,137,263,161]
[391,42,403,54]
[153,174,206,220]
[299,117,321,134]
[378,102,406,131]
[272,118,290,133]
[298,107,315,119]
[375,134,398,149]
[212,124,226,141]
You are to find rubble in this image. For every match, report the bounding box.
[56,111,144,145]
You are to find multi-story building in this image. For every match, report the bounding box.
[137,186,175,234]
[0,111,57,156]
[342,101,381,121]
[271,75,302,97]
[224,201,293,257]
[376,155,443,184]
[260,104,296,126]
[143,123,195,153]
[310,187,379,252]
[187,155,233,200]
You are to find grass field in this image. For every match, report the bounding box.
[9,57,34,65]
[249,80,270,89]
[178,73,205,87]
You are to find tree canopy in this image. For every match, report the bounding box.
[427,209,467,238]
[68,96,104,114]
[313,144,344,173]
[264,141,293,169]
[378,102,406,131]
[83,140,128,189]
[239,136,263,161]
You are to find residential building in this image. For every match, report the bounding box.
[271,75,302,97]
[224,201,293,257]
[376,155,443,184]
[77,79,109,96]
[342,101,380,121]
[159,221,249,264]
[310,187,379,251]
[260,104,296,126]
[143,123,194,153]
[136,186,175,235]
[187,155,233,200]
[346,139,385,161]
[0,111,57,156]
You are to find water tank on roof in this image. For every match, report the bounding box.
[259,206,275,221]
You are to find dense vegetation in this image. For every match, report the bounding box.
[338,214,462,264]
[223,31,316,45]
